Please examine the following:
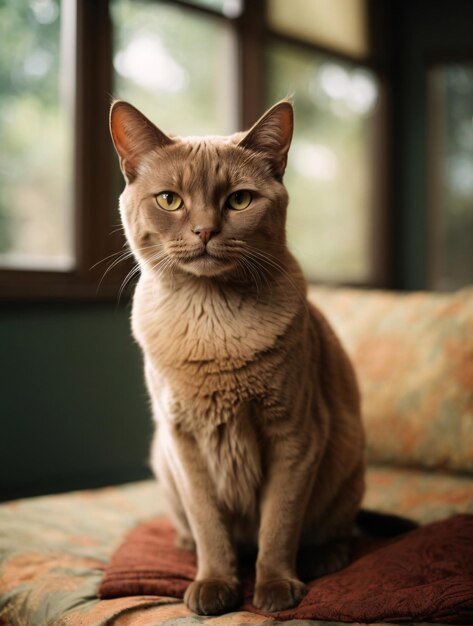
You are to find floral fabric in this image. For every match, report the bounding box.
[309,286,473,473]
[1,470,472,626]
[2,286,473,625]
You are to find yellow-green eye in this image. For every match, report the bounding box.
[155,192,183,211]
[227,190,252,211]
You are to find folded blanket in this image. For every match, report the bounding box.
[99,514,473,623]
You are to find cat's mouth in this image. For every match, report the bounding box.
[177,247,236,277]
[162,240,243,278]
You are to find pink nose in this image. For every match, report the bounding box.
[192,227,218,244]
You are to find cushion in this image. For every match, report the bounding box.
[1,473,472,625]
[309,286,473,473]
[99,514,473,624]
[362,465,473,523]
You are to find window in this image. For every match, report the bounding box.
[0,0,384,299]
[267,42,378,283]
[266,0,382,284]
[0,0,74,271]
[428,63,473,290]
[111,0,238,136]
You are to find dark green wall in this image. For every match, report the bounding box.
[0,301,153,500]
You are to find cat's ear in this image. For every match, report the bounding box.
[238,100,293,179]
[109,100,173,183]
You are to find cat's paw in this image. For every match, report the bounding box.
[184,579,241,615]
[253,578,307,612]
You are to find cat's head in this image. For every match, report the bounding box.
[110,100,293,279]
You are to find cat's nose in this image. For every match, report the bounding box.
[192,226,219,244]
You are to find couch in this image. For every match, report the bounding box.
[1,286,472,626]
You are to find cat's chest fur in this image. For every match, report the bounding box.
[133,274,296,369]
[132,275,300,413]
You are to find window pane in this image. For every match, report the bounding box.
[428,64,473,290]
[268,0,369,60]
[0,0,74,271]
[267,42,378,283]
[111,0,238,137]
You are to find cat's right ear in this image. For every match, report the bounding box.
[109,100,173,183]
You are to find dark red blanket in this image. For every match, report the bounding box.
[99,514,473,623]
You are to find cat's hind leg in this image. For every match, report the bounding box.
[298,459,364,580]
[297,539,351,581]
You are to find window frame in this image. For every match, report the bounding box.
[0,0,389,300]
[0,0,119,300]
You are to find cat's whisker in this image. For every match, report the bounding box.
[92,242,164,276]
[244,253,273,294]
[140,254,171,302]
[96,246,149,292]
[233,258,248,284]
[109,225,125,237]
[90,248,133,270]
[241,255,270,297]
[154,255,179,292]
[116,244,167,302]
[251,254,306,309]
[237,256,262,297]
[117,262,142,303]
[243,246,308,311]
[95,250,137,293]
[144,248,167,264]
[150,255,172,279]
[145,250,179,286]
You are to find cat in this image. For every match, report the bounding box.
[109,99,365,615]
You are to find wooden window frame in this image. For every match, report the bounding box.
[0,0,390,300]
[0,1,117,300]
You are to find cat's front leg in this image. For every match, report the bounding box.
[167,423,241,615]
[253,430,319,612]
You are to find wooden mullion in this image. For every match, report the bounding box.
[266,30,376,69]
[0,271,121,301]
[74,0,115,283]
[236,0,267,129]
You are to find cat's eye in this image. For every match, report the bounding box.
[155,192,183,211]
[226,190,252,211]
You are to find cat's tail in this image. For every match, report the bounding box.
[355,509,419,538]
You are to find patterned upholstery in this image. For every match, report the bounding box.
[309,286,473,473]
[1,286,472,625]
[0,470,472,626]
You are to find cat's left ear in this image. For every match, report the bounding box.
[238,100,293,179]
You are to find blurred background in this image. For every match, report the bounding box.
[1,0,472,499]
